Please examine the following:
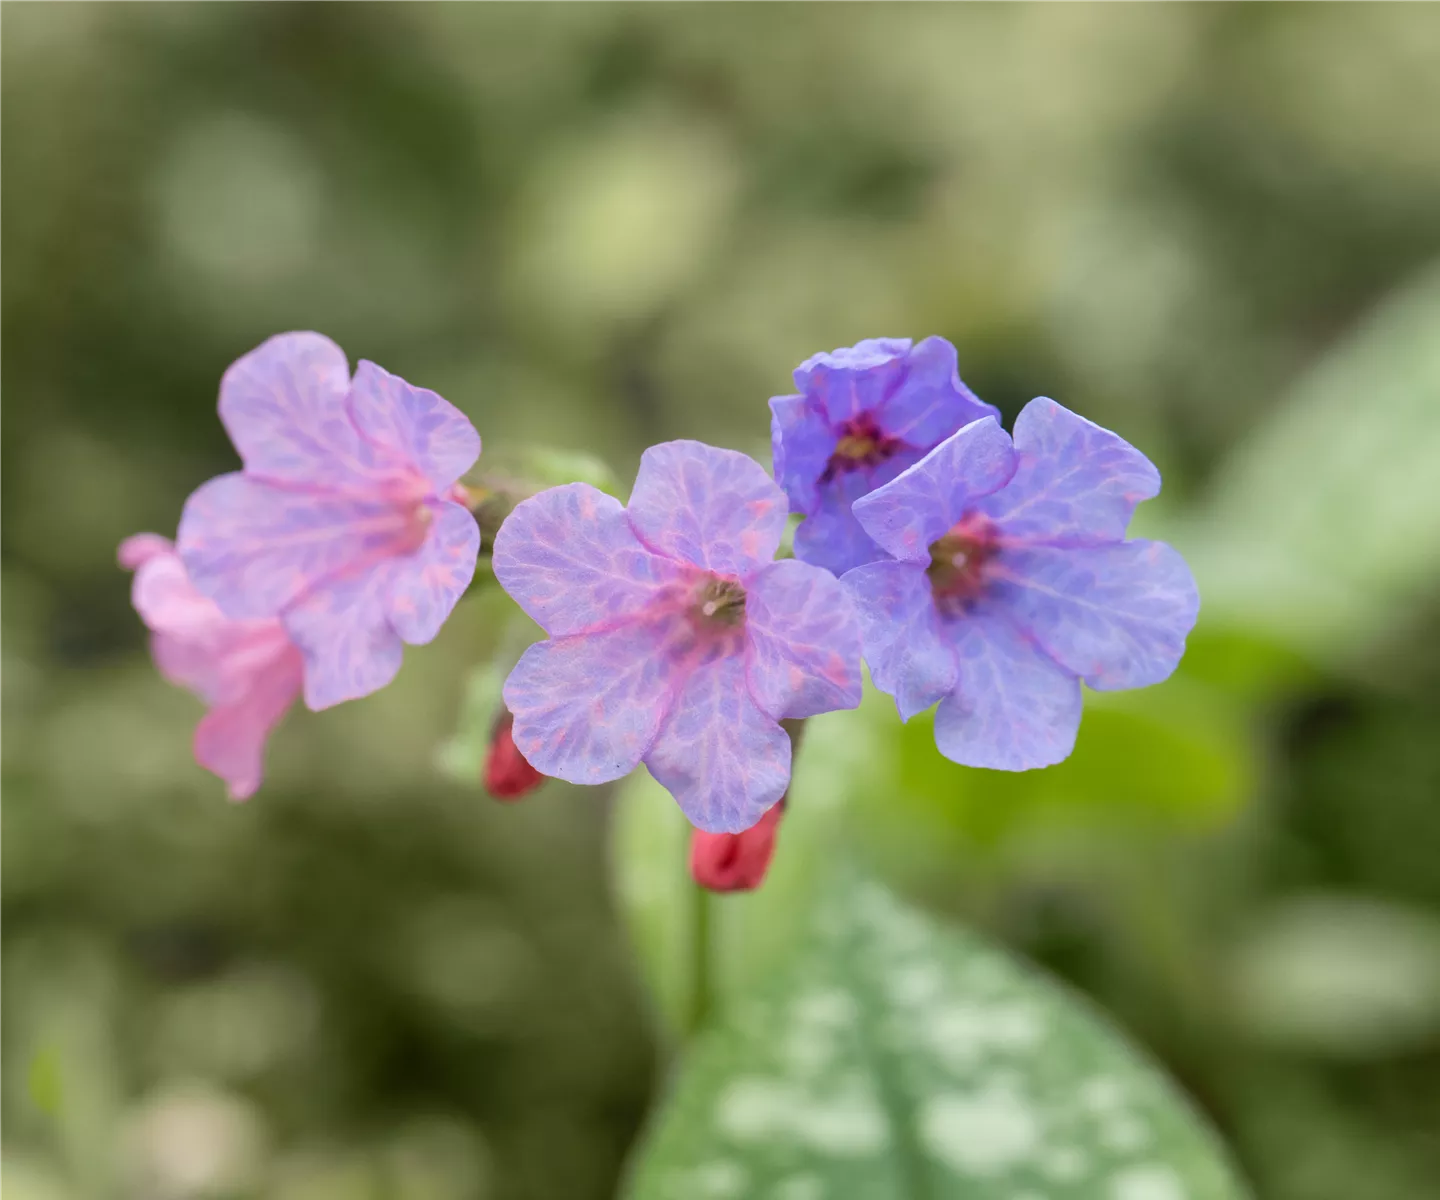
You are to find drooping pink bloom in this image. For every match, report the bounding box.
[492,440,863,833]
[119,534,304,801]
[177,333,481,709]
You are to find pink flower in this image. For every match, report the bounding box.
[176,333,482,709]
[119,534,303,801]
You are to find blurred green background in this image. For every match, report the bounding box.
[5,4,1440,1198]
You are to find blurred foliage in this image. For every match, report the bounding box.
[5,4,1440,1199]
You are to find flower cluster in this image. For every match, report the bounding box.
[127,331,1195,891]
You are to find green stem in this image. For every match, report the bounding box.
[686,878,713,1040]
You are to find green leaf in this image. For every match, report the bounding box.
[625,880,1246,1200]
[1183,263,1440,659]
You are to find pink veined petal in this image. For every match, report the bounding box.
[932,613,1082,771]
[385,501,480,645]
[219,332,391,489]
[851,417,1016,563]
[493,484,690,637]
[118,533,175,570]
[842,560,957,721]
[768,392,833,516]
[645,653,791,834]
[627,441,787,576]
[193,644,304,801]
[973,397,1161,547]
[990,539,1199,691]
[178,473,412,620]
[348,360,481,493]
[744,559,863,721]
[502,617,685,785]
[283,560,406,710]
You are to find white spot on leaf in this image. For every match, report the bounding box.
[918,1086,1041,1176]
[1110,1163,1187,1200]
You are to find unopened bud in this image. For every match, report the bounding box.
[689,800,784,892]
[484,712,545,801]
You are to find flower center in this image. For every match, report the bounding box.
[926,513,998,615]
[821,413,902,482]
[691,576,747,630]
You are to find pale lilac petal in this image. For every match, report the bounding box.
[794,338,913,424]
[502,618,684,784]
[990,540,1199,690]
[627,440,787,574]
[769,393,832,515]
[193,647,304,800]
[118,533,174,569]
[179,473,411,620]
[493,484,689,636]
[933,614,1082,771]
[385,502,480,645]
[743,559,863,721]
[348,360,481,493]
[645,655,790,834]
[843,560,957,721]
[875,335,998,444]
[283,563,405,710]
[218,332,389,488]
[974,398,1161,546]
[851,418,1015,562]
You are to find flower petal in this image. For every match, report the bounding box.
[627,440,787,575]
[974,398,1161,547]
[193,648,304,800]
[769,392,833,516]
[385,502,479,645]
[990,540,1199,690]
[744,559,863,721]
[843,560,957,721]
[348,360,481,493]
[875,335,998,445]
[645,654,790,833]
[283,563,406,710]
[792,471,896,577]
[502,618,683,784]
[493,483,689,637]
[132,547,231,643]
[794,337,913,424]
[118,532,175,570]
[179,473,410,620]
[933,614,1082,771]
[218,332,386,488]
[851,417,1015,562]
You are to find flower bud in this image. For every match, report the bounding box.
[484,711,546,801]
[689,800,784,892]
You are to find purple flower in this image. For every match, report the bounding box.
[842,399,1199,771]
[177,333,481,709]
[492,440,863,833]
[770,337,998,576]
[120,533,304,800]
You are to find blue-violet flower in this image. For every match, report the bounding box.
[770,337,998,576]
[842,399,1199,770]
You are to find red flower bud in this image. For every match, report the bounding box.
[484,712,545,801]
[689,800,784,892]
